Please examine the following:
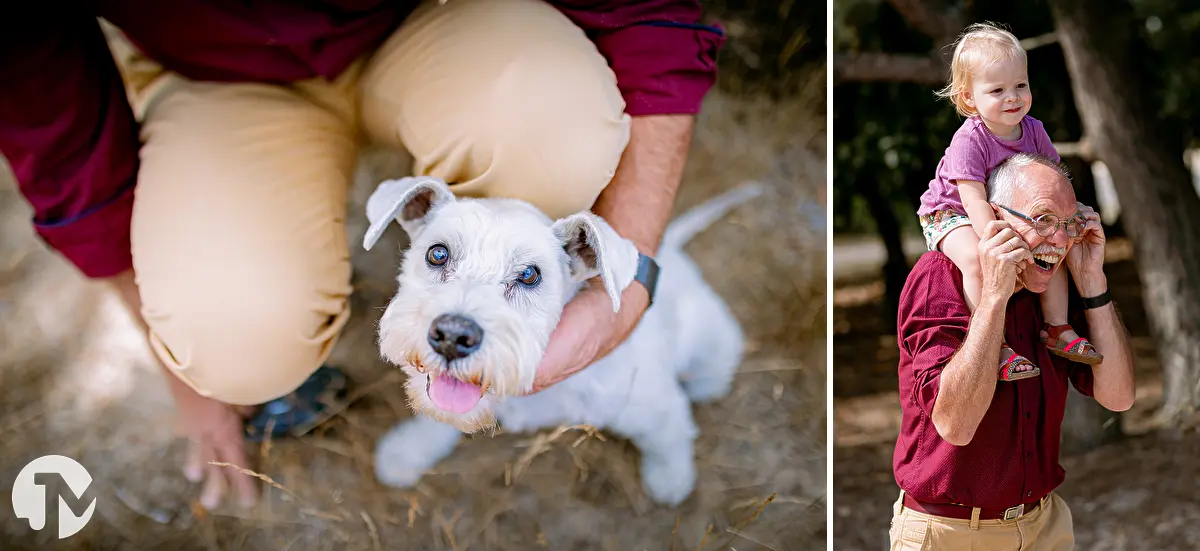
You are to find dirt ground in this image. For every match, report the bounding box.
[832,240,1200,550]
[0,41,828,551]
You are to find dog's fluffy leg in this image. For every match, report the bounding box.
[610,383,700,507]
[678,287,744,403]
[373,415,463,488]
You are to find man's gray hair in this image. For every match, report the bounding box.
[986,153,1072,206]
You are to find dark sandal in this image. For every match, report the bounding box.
[1043,323,1103,365]
[999,344,1041,381]
[244,365,350,442]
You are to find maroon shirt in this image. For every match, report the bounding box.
[0,1,725,279]
[893,253,1096,510]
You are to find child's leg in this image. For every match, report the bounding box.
[1041,266,1073,331]
[1041,266,1104,365]
[938,225,983,312]
[939,225,1039,380]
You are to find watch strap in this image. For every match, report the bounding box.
[1081,290,1112,310]
[633,252,659,306]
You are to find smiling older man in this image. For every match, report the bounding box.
[888,153,1136,550]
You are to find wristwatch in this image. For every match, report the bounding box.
[1081,290,1112,309]
[633,252,660,306]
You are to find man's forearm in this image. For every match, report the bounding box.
[591,114,695,257]
[1077,274,1136,411]
[931,294,1007,445]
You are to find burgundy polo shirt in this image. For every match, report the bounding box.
[0,1,725,279]
[893,252,1096,510]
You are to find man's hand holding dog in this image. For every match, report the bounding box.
[530,114,694,392]
[532,281,651,391]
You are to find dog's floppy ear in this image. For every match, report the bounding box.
[363,176,456,250]
[551,212,640,313]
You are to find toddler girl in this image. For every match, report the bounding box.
[917,23,1103,381]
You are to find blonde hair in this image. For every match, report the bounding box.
[935,22,1027,117]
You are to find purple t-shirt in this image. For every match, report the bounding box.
[918,115,1061,216]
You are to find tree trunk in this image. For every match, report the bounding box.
[1061,156,1097,221]
[1060,383,1122,455]
[1050,0,1200,427]
[856,177,908,328]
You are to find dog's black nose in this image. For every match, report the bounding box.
[427,313,483,360]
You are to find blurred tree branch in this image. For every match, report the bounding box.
[834,0,964,84]
[1052,139,1094,161]
[832,52,945,84]
[883,0,965,42]
[834,3,1057,85]
[1020,31,1059,50]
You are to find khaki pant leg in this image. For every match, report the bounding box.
[130,77,358,406]
[1020,493,1076,551]
[357,0,631,220]
[888,492,932,551]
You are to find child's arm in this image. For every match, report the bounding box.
[956,180,998,240]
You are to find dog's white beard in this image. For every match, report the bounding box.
[377,282,554,433]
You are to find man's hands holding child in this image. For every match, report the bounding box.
[978,220,1033,302]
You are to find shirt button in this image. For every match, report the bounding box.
[1027,491,1033,497]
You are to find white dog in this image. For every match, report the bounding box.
[362,176,758,506]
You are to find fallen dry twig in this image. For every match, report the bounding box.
[361,511,382,551]
[511,424,606,482]
[208,460,346,523]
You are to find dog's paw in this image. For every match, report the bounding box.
[375,458,428,488]
[373,433,428,488]
[372,417,463,488]
[681,375,734,404]
[640,454,696,507]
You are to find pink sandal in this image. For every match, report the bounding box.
[1043,323,1103,365]
[999,344,1040,381]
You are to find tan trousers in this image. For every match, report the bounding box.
[111,0,632,405]
[888,491,1076,551]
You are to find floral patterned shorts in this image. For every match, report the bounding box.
[918,209,972,252]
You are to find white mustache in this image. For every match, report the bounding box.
[1032,246,1066,256]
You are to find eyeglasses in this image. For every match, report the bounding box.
[992,203,1085,238]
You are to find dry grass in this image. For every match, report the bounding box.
[0,36,826,551]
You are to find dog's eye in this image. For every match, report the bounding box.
[517,265,540,287]
[426,245,449,266]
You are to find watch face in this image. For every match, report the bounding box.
[635,253,659,302]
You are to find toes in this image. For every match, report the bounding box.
[183,443,205,483]
[199,466,227,510]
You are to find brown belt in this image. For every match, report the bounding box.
[904,493,1044,521]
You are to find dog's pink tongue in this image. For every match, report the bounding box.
[428,374,482,414]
